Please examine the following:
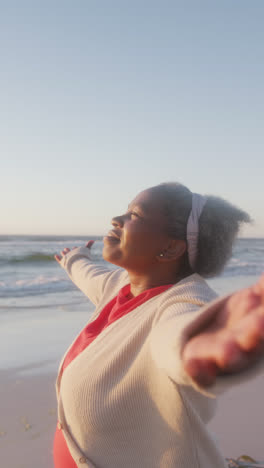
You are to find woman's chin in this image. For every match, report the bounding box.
[102,242,122,265]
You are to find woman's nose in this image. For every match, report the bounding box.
[111,215,124,227]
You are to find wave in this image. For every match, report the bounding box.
[0,275,74,298]
[8,253,56,264]
[0,248,106,266]
[223,261,264,277]
[0,299,86,310]
[0,235,103,243]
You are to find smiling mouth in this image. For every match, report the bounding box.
[103,231,121,243]
[103,236,120,244]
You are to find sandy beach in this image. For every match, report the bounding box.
[208,373,264,461]
[0,368,57,468]
[0,301,90,468]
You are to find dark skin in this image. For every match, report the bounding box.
[102,188,187,296]
[55,188,264,387]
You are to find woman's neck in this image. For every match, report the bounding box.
[127,269,188,297]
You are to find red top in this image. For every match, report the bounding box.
[53,283,173,468]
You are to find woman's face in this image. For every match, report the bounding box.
[102,188,170,272]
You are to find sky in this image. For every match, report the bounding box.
[1,1,264,237]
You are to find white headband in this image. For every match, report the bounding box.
[186,193,207,270]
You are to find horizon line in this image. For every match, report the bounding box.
[1,234,264,240]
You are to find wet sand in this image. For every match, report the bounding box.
[209,373,264,461]
[0,368,57,468]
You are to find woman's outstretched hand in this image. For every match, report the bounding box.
[54,240,95,263]
[182,275,264,387]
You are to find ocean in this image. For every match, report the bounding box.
[1,236,263,374]
[1,235,263,306]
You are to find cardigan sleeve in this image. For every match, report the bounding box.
[150,295,264,398]
[59,246,128,306]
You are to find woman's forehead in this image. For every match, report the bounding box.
[129,188,165,213]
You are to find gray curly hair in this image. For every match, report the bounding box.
[152,182,251,278]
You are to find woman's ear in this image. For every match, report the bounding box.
[157,239,187,262]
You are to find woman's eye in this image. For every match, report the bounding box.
[130,211,139,218]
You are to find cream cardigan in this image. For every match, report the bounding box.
[56,247,262,468]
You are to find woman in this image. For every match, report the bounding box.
[54,182,264,468]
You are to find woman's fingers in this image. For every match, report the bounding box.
[183,335,246,387]
[234,308,264,351]
[252,274,264,297]
[182,276,264,387]
[54,247,72,262]
[183,313,264,386]
[54,241,94,263]
[61,248,70,255]
[183,359,218,387]
[183,331,241,370]
[86,240,95,249]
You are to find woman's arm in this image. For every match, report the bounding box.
[54,241,128,306]
[151,275,264,397]
[182,275,264,389]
